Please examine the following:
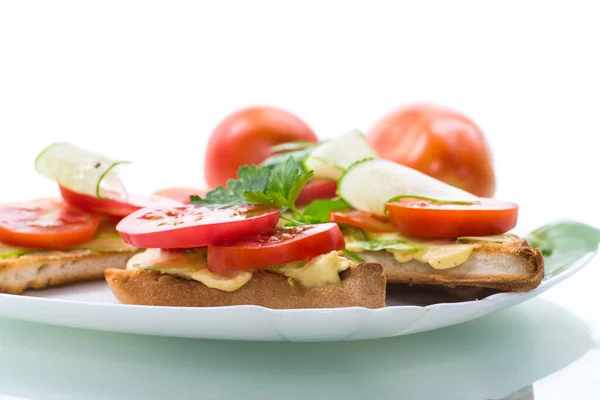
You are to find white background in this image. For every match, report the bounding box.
[0,1,599,398]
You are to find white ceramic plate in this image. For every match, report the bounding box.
[0,252,594,342]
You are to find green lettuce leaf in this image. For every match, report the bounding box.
[302,198,350,224]
[349,239,418,252]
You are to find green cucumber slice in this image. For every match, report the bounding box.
[303,130,378,180]
[338,159,478,214]
[35,143,131,200]
[458,234,520,244]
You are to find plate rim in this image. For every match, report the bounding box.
[0,250,595,315]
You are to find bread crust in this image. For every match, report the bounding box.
[361,239,544,292]
[0,250,138,294]
[105,263,387,309]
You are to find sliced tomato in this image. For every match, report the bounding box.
[117,204,281,249]
[329,210,396,233]
[0,199,101,249]
[208,223,345,272]
[386,198,518,238]
[295,179,338,206]
[60,186,181,218]
[153,187,208,205]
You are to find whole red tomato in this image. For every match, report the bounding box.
[204,106,317,188]
[367,104,496,197]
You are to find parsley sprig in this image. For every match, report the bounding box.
[190,152,364,262]
[191,138,354,226]
[191,156,314,223]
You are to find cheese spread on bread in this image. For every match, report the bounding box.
[388,244,479,269]
[271,251,353,287]
[127,248,353,291]
[345,230,518,270]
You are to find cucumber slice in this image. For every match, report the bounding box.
[339,159,478,214]
[303,130,378,180]
[458,234,520,244]
[35,143,130,200]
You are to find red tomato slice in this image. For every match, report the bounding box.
[386,198,518,238]
[329,210,396,233]
[117,204,281,249]
[60,186,181,218]
[153,187,208,204]
[208,223,345,272]
[295,179,338,206]
[0,199,101,249]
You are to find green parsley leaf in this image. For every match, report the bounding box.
[191,156,313,218]
[245,156,313,209]
[243,191,289,208]
[288,169,314,205]
[190,165,269,208]
[302,198,350,224]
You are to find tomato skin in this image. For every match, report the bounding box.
[60,187,181,218]
[386,198,518,239]
[117,204,281,249]
[153,187,208,204]
[296,179,338,207]
[0,199,101,249]
[367,104,496,197]
[329,210,396,233]
[60,187,137,217]
[208,223,345,272]
[205,106,317,188]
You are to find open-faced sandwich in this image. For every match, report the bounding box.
[0,143,179,294]
[291,130,544,293]
[0,203,138,294]
[105,128,544,309]
[105,157,386,309]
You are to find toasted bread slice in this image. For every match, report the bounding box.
[0,250,139,295]
[359,239,544,292]
[105,262,387,309]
